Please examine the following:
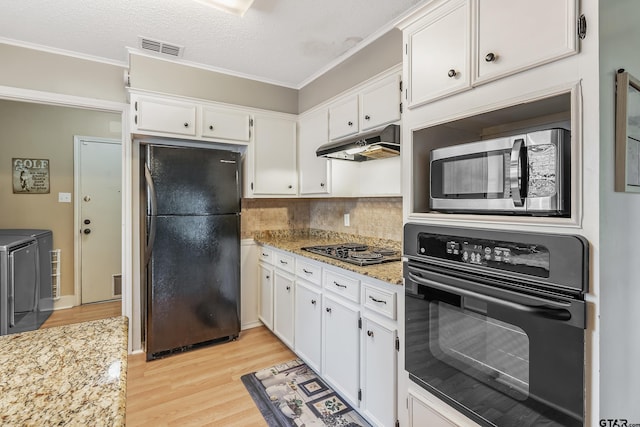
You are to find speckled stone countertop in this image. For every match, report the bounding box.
[254,229,403,285]
[0,316,128,426]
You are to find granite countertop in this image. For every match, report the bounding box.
[0,316,128,426]
[254,229,404,285]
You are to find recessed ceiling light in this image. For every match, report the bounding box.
[193,0,255,17]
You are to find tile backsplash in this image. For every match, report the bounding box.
[242,197,402,242]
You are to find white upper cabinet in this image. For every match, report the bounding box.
[252,115,298,195]
[400,0,577,106]
[298,109,330,195]
[329,96,359,140]
[359,74,402,132]
[200,107,251,142]
[405,0,471,107]
[475,0,577,83]
[132,95,197,136]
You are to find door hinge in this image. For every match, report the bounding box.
[400,103,403,114]
[358,317,362,329]
[578,14,587,39]
[405,43,408,55]
[249,118,254,127]
[395,337,400,352]
[358,389,362,401]
[399,80,403,92]
[250,182,254,190]
[396,420,400,427]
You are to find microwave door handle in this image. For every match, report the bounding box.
[407,271,573,322]
[510,138,527,207]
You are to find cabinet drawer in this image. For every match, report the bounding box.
[274,251,295,273]
[324,270,359,303]
[362,284,396,320]
[296,259,322,286]
[259,247,273,265]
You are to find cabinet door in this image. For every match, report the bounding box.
[322,294,360,406]
[201,107,251,142]
[406,0,471,107]
[329,96,359,140]
[475,0,577,83]
[273,269,295,348]
[258,263,274,330]
[298,109,330,194]
[360,74,401,132]
[294,281,322,372]
[133,96,196,136]
[361,316,397,427]
[253,115,297,195]
[408,393,460,427]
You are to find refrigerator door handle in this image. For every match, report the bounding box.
[144,162,158,265]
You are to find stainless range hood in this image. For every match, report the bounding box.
[316,124,400,161]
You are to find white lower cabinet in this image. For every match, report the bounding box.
[258,262,274,330]
[294,280,322,372]
[408,392,460,427]
[273,269,295,348]
[361,315,397,427]
[322,293,361,406]
[257,245,399,427]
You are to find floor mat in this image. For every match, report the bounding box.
[241,358,372,427]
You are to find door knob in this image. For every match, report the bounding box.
[83,196,91,202]
[83,229,91,235]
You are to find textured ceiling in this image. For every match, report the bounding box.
[0,0,426,88]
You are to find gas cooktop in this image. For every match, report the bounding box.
[302,243,401,266]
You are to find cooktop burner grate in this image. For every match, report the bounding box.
[302,243,400,266]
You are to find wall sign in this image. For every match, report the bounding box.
[12,158,50,194]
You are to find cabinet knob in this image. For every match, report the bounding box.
[184,122,189,127]
[320,183,325,187]
[347,121,353,126]
[364,115,371,120]
[447,69,457,78]
[288,185,293,189]
[485,52,496,62]
[326,307,332,313]
[286,286,291,291]
[266,275,270,279]
[367,330,374,337]
[209,125,214,130]
[311,299,316,305]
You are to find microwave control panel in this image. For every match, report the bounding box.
[417,233,550,277]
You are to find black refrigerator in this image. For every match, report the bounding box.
[142,144,241,360]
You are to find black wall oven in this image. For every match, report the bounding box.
[404,224,588,427]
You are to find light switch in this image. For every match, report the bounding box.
[344,213,350,227]
[58,192,72,203]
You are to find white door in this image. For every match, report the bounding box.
[77,137,121,304]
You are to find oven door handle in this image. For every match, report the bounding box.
[510,138,527,207]
[407,270,574,322]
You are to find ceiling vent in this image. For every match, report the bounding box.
[138,36,184,58]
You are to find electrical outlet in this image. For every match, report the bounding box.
[344,213,350,227]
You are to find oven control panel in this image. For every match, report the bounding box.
[418,233,550,277]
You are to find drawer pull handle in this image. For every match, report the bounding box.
[334,281,347,288]
[369,296,387,304]
[303,269,313,274]
[367,330,374,337]
[311,299,316,305]
[326,307,332,313]
[280,260,288,265]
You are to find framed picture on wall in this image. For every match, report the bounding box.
[615,69,640,192]
[12,158,50,194]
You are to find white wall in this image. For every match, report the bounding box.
[599,0,640,420]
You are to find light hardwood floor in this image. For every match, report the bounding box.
[42,302,296,426]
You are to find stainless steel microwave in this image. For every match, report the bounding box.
[430,128,570,216]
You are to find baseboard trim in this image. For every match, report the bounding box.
[53,295,76,310]
[241,321,263,331]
